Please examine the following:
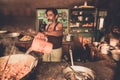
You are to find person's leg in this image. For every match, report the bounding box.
[51,47,62,62]
[42,54,51,62]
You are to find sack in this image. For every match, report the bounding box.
[30,38,53,54]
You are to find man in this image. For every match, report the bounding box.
[42,8,63,62]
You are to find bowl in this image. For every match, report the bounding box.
[6,32,20,37]
[63,66,95,80]
[0,54,38,80]
[0,30,7,34]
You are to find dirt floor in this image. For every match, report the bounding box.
[22,56,120,80]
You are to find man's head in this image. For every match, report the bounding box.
[45,8,58,23]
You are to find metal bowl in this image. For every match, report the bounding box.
[6,32,20,37]
[0,30,7,34]
[0,54,38,80]
[63,66,95,80]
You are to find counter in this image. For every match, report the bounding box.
[23,59,118,80]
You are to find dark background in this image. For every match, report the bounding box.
[0,0,120,31]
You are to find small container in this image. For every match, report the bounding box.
[66,34,72,41]
[78,16,83,21]
[111,50,120,61]
[79,11,82,15]
[74,6,78,8]
[100,43,109,54]
[110,38,119,47]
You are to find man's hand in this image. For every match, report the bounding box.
[35,32,47,41]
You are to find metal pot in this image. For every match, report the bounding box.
[63,66,95,80]
[0,54,38,80]
[6,32,20,37]
[111,49,120,61]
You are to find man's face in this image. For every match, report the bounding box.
[46,10,57,23]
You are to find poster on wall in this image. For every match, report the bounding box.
[36,8,69,32]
